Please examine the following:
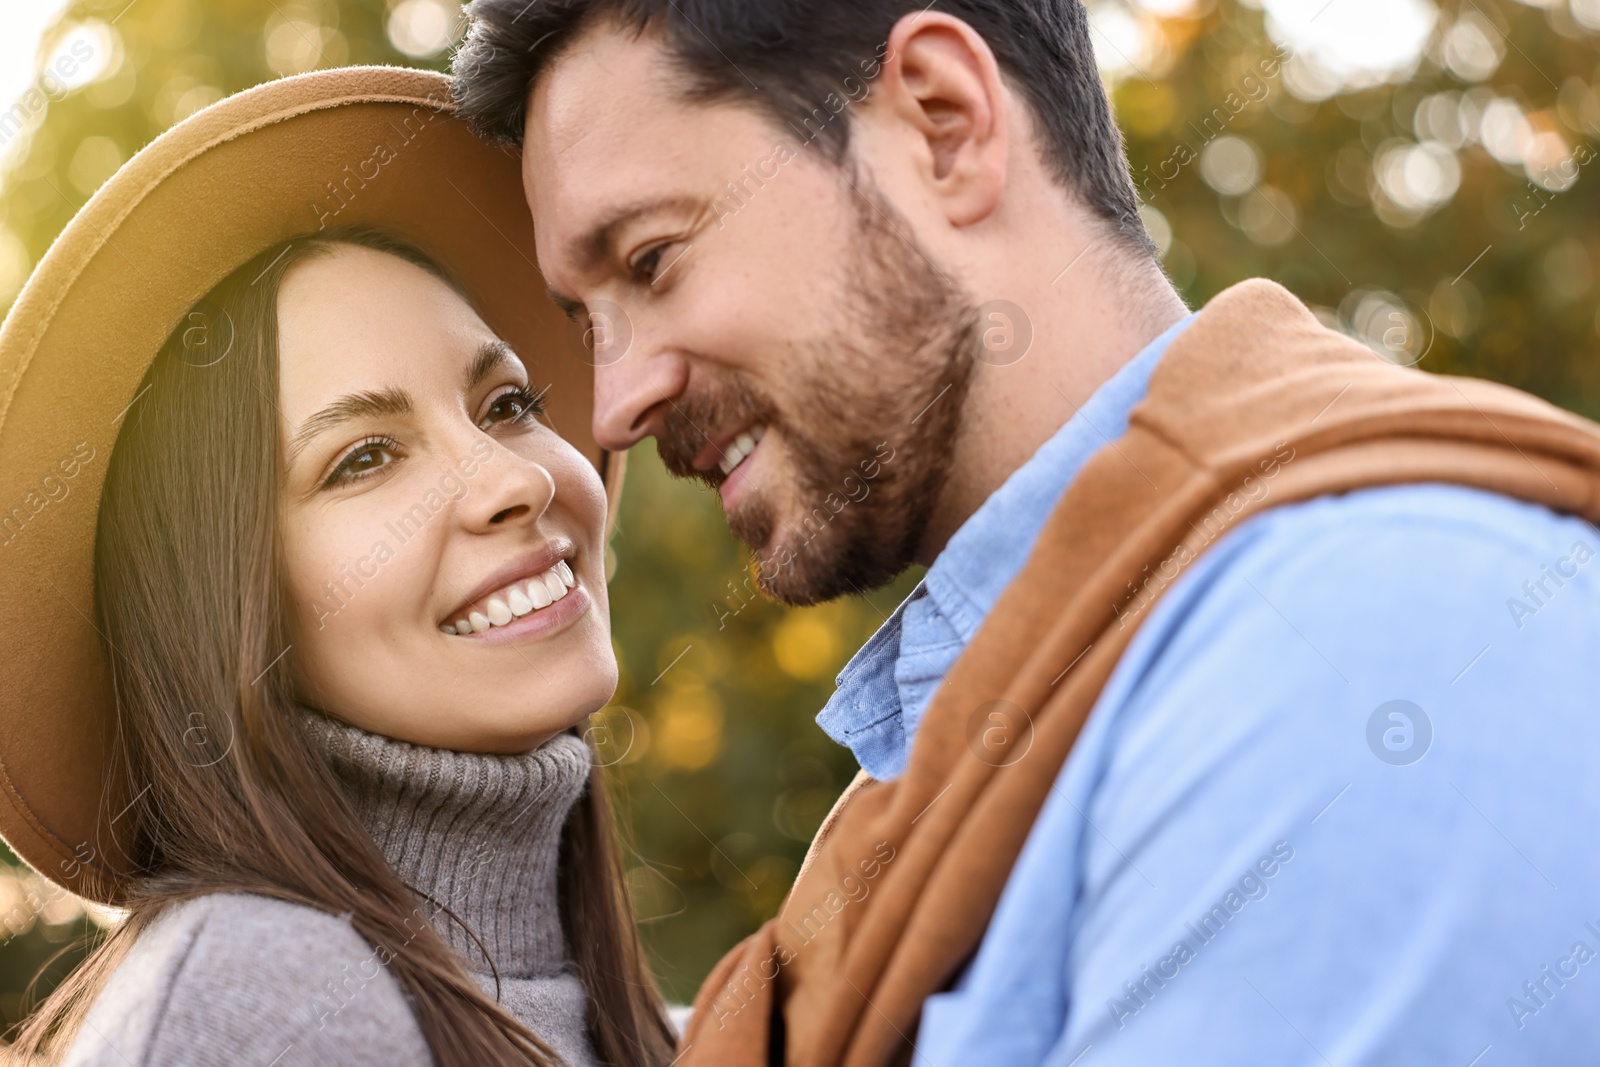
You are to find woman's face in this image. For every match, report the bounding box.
[275,244,616,753]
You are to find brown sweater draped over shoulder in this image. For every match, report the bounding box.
[676,278,1600,1067]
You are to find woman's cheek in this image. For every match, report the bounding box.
[548,446,609,534]
[282,505,399,643]
[283,502,439,716]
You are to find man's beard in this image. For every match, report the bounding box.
[656,177,979,606]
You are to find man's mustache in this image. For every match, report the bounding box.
[654,383,778,490]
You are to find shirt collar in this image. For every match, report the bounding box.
[817,312,1198,778]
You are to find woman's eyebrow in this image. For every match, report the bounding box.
[286,387,413,466]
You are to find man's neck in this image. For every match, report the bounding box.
[914,250,1189,566]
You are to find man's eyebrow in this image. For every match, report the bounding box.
[464,339,524,393]
[286,387,413,467]
[563,194,707,276]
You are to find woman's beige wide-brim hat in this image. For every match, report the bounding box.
[0,66,623,905]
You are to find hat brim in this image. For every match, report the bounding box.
[0,66,620,904]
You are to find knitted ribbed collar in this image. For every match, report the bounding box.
[297,708,591,980]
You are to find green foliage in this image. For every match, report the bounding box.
[1115,1,1600,412]
[1,0,1597,1029]
[602,448,918,1001]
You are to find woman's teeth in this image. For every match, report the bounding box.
[440,560,577,636]
[718,424,767,476]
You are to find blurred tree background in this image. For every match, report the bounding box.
[0,0,1596,1033]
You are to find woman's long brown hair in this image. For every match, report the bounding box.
[5,230,676,1066]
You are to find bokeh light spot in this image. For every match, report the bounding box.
[0,229,30,306]
[1200,135,1264,195]
[1266,0,1437,93]
[387,0,463,59]
[1373,139,1461,219]
[65,135,122,197]
[42,22,116,94]
[654,687,725,771]
[771,612,842,682]
[1341,288,1428,364]
[1479,97,1532,164]
[1238,184,1298,245]
[1138,203,1174,254]
[1441,11,1504,82]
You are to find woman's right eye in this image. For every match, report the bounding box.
[323,437,399,489]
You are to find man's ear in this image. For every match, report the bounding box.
[874,12,1009,228]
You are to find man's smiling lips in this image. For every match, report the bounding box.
[691,421,768,511]
[692,421,768,479]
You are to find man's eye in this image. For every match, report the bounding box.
[479,386,549,430]
[324,438,398,488]
[632,245,668,285]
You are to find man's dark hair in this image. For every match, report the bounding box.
[452,0,1156,256]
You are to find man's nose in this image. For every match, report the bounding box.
[592,348,690,452]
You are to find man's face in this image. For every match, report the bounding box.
[525,25,980,605]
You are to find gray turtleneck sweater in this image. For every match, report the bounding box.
[60,712,600,1067]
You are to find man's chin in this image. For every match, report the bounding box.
[748,534,844,608]
[726,505,780,569]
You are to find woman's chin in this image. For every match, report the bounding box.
[443,678,616,754]
[299,615,617,753]
[306,693,603,754]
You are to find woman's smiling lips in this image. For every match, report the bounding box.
[439,539,589,644]
[447,581,591,646]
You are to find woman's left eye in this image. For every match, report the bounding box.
[479,385,548,430]
[324,437,398,489]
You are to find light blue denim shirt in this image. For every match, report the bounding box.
[817,312,1600,1064]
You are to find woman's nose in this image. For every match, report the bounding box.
[489,502,529,525]
[462,441,556,531]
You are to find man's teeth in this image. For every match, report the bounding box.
[718,424,767,476]
[441,559,578,635]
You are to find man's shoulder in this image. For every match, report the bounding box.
[1103,481,1600,722]
[64,892,433,1067]
[1230,479,1591,566]
[1136,480,1599,647]
[996,482,1600,1062]
[1074,479,1600,897]
[1058,479,1600,877]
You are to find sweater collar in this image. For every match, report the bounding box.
[297,708,591,980]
